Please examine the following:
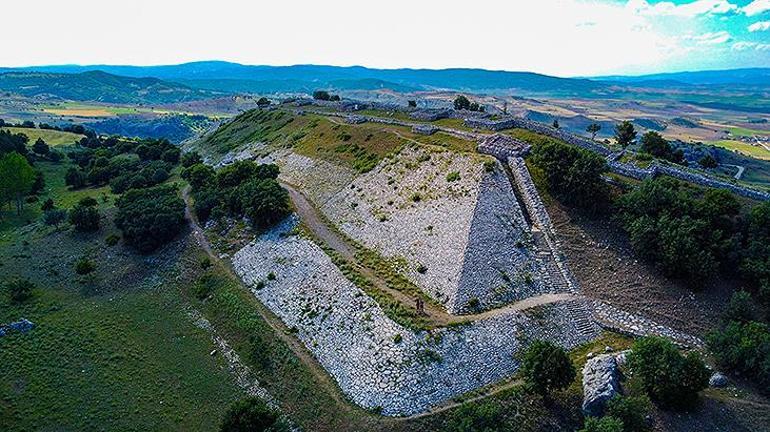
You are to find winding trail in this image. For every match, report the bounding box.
[181,186,356,415]
[282,182,578,327]
[181,184,537,421]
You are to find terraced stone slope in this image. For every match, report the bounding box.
[321,145,551,313]
[232,218,600,416]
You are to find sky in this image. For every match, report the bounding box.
[1,0,769,77]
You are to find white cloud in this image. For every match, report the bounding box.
[628,0,738,17]
[691,30,732,44]
[0,0,760,76]
[748,21,770,31]
[732,41,770,50]
[743,0,770,16]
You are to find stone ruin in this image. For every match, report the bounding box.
[412,124,438,135]
[410,108,451,121]
[465,117,518,131]
[345,115,367,124]
[477,134,531,159]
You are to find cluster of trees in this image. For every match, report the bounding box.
[529,139,609,213]
[65,137,179,192]
[182,157,290,228]
[616,178,770,293]
[639,131,685,165]
[0,118,88,135]
[615,178,742,283]
[312,90,341,102]
[0,152,36,216]
[453,95,484,112]
[114,184,186,253]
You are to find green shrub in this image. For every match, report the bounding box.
[725,291,757,323]
[267,272,276,281]
[446,171,461,182]
[707,320,770,394]
[6,278,34,303]
[75,258,96,275]
[219,397,287,432]
[580,416,624,432]
[69,201,100,232]
[447,400,505,432]
[627,337,708,410]
[606,395,652,432]
[520,340,576,396]
[193,272,218,300]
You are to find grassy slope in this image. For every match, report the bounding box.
[2,127,85,146]
[0,160,114,237]
[711,139,770,161]
[0,156,242,431]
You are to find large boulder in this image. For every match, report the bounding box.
[709,372,728,388]
[582,353,622,416]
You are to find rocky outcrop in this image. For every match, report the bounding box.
[582,352,624,416]
[0,318,35,337]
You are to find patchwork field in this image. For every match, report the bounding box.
[2,127,84,146]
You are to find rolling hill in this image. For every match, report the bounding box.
[0,70,223,104]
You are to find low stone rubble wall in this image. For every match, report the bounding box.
[593,301,704,348]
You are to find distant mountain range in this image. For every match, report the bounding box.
[594,67,770,87]
[0,61,605,96]
[0,70,222,104]
[1,62,769,109]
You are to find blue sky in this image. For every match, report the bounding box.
[1,0,769,76]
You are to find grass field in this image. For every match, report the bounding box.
[0,160,114,237]
[711,139,770,160]
[2,127,85,146]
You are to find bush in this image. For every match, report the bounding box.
[43,208,67,230]
[580,416,624,432]
[707,320,770,394]
[236,178,290,228]
[65,167,86,188]
[105,234,120,246]
[69,201,100,232]
[219,397,287,432]
[447,400,505,432]
[181,151,203,168]
[75,258,96,275]
[627,337,708,410]
[605,395,652,432]
[520,340,576,396]
[114,184,186,253]
[6,278,34,303]
[446,171,461,182]
[725,291,757,323]
[193,272,218,300]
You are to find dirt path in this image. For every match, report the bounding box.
[282,182,578,327]
[181,184,537,424]
[181,186,356,414]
